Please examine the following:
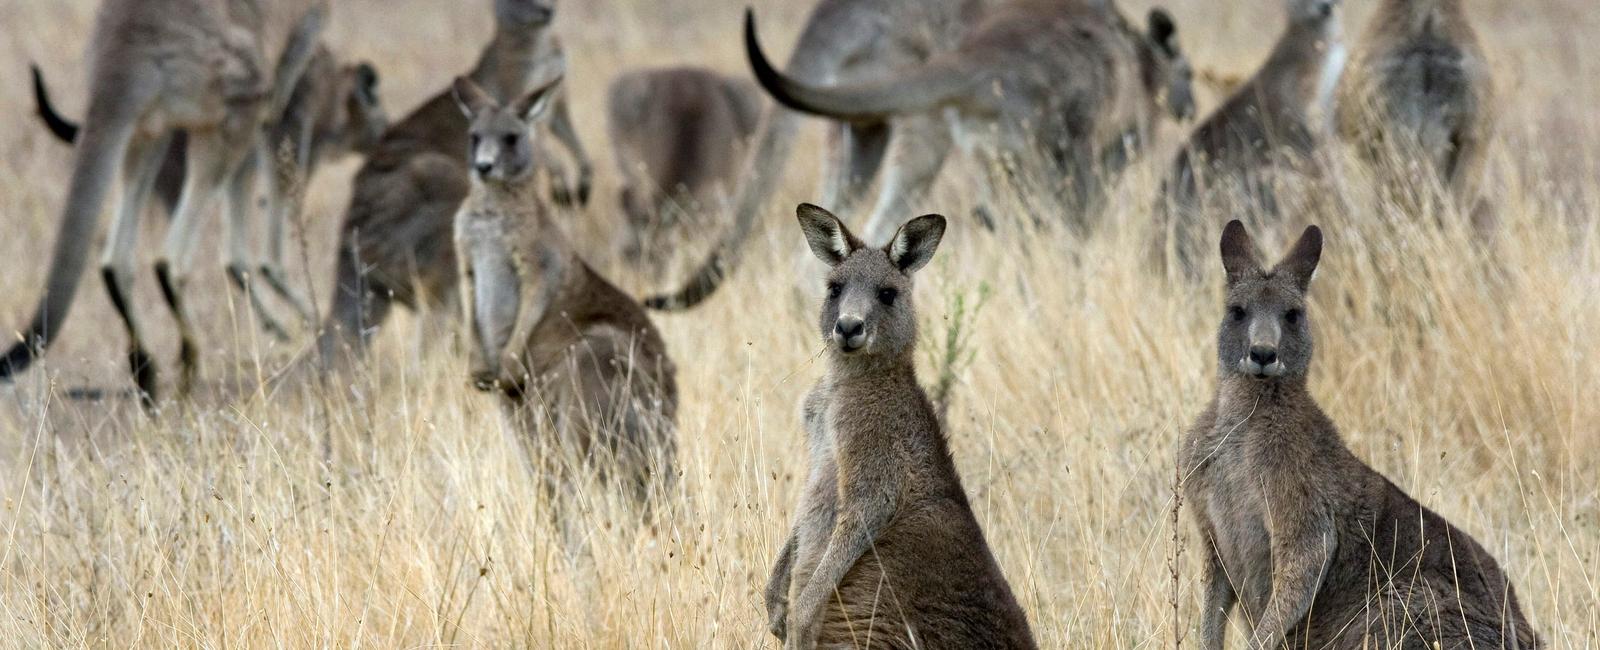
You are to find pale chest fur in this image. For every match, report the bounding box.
[789,384,840,602]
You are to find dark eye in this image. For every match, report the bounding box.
[470,134,481,149]
[1228,306,1246,322]
[826,282,842,299]
[1285,309,1302,325]
[502,134,519,148]
[878,288,899,306]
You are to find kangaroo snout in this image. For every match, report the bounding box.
[833,315,867,351]
[1240,344,1285,377]
[475,161,494,177]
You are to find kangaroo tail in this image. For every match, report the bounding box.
[1,94,140,379]
[30,64,82,143]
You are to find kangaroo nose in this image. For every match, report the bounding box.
[1249,346,1277,366]
[475,162,494,176]
[835,316,865,339]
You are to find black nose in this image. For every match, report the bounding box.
[1249,346,1277,366]
[835,317,864,339]
[475,162,493,176]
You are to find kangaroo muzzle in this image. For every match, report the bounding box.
[833,314,867,352]
[1239,317,1285,377]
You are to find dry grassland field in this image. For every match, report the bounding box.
[0,0,1597,647]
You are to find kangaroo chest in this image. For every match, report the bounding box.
[789,390,841,601]
[1193,422,1312,617]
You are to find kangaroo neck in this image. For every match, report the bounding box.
[469,27,552,101]
[1257,18,1343,114]
[826,350,918,388]
[1215,372,1313,419]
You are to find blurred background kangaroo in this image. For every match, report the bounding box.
[1157,0,1346,277]
[453,75,678,509]
[29,46,389,338]
[316,0,593,368]
[745,0,1196,243]
[644,0,994,311]
[1183,221,1538,649]
[0,0,335,407]
[1335,0,1494,229]
[606,66,762,271]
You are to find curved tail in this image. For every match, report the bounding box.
[644,9,971,311]
[743,9,978,124]
[1,97,139,379]
[30,64,82,143]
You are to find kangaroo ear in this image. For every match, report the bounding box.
[1219,220,1262,284]
[452,76,494,119]
[1148,8,1178,55]
[887,214,947,274]
[512,74,564,123]
[796,203,859,266]
[1274,225,1323,291]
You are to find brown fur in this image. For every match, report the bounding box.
[765,204,1034,649]
[605,66,762,269]
[0,0,331,406]
[644,0,992,311]
[316,0,593,367]
[453,77,677,505]
[1159,0,1346,276]
[1334,0,1494,225]
[1183,220,1538,649]
[745,0,1196,241]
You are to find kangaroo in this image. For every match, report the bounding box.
[316,0,593,367]
[1182,220,1538,650]
[453,76,677,506]
[644,0,994,311]
[763,204,1034,649]
[606,66,762,269]
[30,46,389,332]
[0,0,332,405]
[745,1,1196,244]
[1158,0,1346,276]
[1334,0,1493,223]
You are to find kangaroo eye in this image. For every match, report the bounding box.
[470,134,481,149]
[878,288,899,306]
[1285,309,1302,325]
[826,282,842,299]
[502,134,519,148]
[1228,306,1246,322]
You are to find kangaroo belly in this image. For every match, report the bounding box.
[469,241,519,364]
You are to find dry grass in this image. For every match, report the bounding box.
[1,0,1598,647]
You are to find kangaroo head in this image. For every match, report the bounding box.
[1143,8,1196,122]
[797,204,945,360]
[452,75,562,185]
[495,0,555,28]
[330,62,387,155]
[1286,0,1339,27]
[1215,220,1323,380]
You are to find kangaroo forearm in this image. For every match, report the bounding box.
[1246,544,1333,648]
[765,533,797,609]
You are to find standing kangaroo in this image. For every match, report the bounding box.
[453,76,677,505]
[0,0,332,404]
[1158,0,1346,276]
[606,66,762,269]
[30,46,389,335]
[645,0,993,311]
[317,0,592,367]
[764,204,1034,649]
[1182,220,1538,649]
[1334,0,1493,223]
[744,0,1195,243]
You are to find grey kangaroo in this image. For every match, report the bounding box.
[453,76,677,506]
[1182,220,1538,649]
[30,46,389,335]
[0,0,332,406]
[764,203,1035,649]
[316,0,592,368]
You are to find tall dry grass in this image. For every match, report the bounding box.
[1,0,1597,647]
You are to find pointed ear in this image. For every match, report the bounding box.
[887,214,946,274]
[452,76,494,119]
[1219,219,1262,284]
[796,203,859,266]
[1148,8,1178,55]
[1273,224,1323,291]
[512,74,564,123]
